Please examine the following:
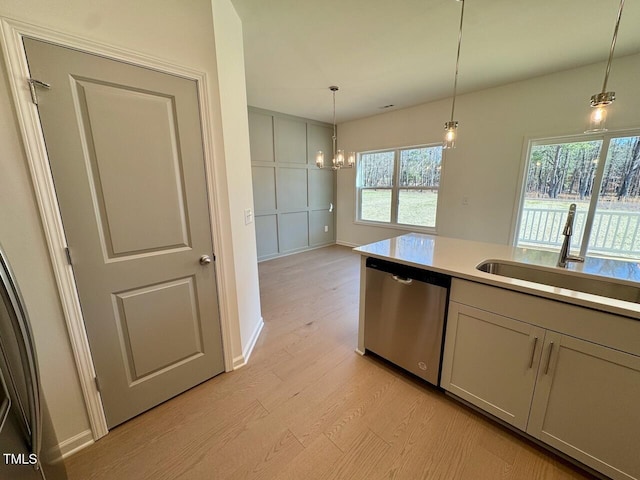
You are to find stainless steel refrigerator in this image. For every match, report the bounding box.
[0,245,67,479]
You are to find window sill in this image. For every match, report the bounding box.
[354,219,437,235]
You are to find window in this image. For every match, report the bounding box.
[357,145,442,229]
[516,130,640,260]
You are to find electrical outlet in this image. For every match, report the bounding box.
[324,225,329,232]
[462,196,469,206]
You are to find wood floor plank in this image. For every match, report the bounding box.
[65,245,595,480]
[324,428,390,480]
[270,434,343,480]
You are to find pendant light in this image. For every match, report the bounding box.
[586,0,625,133]
[315,86,355,170]
[443,0,466,149]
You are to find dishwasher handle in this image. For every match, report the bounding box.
[391,275,413,285]
[366,257,451,289]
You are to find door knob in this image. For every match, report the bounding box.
[199,255,212,265]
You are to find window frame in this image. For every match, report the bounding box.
[513,127,640,259]
[355,143,442,232]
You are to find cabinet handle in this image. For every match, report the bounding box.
[528,336,538,369]
[544,341,554,375]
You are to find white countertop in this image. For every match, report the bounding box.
[354,233,640,320]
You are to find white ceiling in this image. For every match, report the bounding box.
[231,0,640,124]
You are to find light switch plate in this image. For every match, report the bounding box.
[244,208,253,225]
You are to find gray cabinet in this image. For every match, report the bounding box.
[249,108,335,261]
[441,303,544,430]
[442,279,640,480]
[528,333,640,480]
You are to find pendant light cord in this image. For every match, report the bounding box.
[450,0,465,123]
[601,0,625,93]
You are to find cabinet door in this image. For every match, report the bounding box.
[528,334,640,480]
[441,302,545,430]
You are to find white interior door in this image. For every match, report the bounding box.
[23,38,224,428]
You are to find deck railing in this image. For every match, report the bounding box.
[518,207,640,258]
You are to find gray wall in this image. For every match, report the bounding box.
[249,107,336,261]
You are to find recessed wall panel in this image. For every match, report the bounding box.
[255,215,279,259]
[78,80,190,258]
[309,168,334,209]
[252,166,277,212]
[308,124,333,164]
[275,117,307,163]
[248,111,274,162]
[277,167,308,211]
[114,277,203,382]
[310,210,335,246]
[279,212,309,252]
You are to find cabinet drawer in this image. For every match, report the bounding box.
[451,278,640,356]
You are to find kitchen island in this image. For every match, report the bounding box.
[354,233,640,480]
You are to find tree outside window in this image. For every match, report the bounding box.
[357,145,442,229]
[517,131,640,259]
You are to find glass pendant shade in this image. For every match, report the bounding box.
[587,105,608,132]
[586,91,615,133]
[443,121,458,149]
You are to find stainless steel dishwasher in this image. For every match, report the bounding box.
[364,257,450,386]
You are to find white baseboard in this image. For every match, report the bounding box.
[232,316,264,369]
[49,429,93,461]
[258,243,338,263]
[336,240,360,248]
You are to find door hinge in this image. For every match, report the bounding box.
[64,247,73,266]
[94,376,101,393]
[27,78,51,105]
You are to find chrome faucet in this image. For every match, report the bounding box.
[557,203,585,268]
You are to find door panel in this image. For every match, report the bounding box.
[76,79,191,257]
[23,38,224,428]
[114,277,203,382]
[441,303,545,430]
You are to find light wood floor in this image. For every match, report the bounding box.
[66,245,596,479]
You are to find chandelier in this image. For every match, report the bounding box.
[315,86,355,170]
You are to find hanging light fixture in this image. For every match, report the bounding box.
[316,86,355,170]
[443,0,466,149]
[586,0,625,133]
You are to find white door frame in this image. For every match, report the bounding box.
[0,17,235,441]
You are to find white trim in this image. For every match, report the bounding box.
[0,17,234,440]
[509,135,535,246]
[232,316,264,369]
[55,429,94,460]
[336,240,360,248]
[257,243,337,263]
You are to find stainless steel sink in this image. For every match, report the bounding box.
[476,260,640,304]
